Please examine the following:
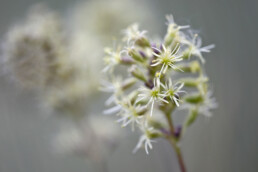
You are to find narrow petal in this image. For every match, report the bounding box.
[173,97,179,106]
[133,136,145,154]
[150,101,155,116]
[103,105,121,115]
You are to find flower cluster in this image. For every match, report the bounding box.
[102,15,217,154]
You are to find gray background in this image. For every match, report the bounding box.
[0,0,257,172]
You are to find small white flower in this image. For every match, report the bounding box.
[103,104,122,115]
[137,79,168,116]
[123,23,147,43]
[199,91,217,117]
[133,126,157,154]
[103,46,122,72]
[151,44,183,74]
[165,15,189,44]
[100,77,123,105]
[186,34,215,63]
[116,100,145,131]
[163,78,186,107]
[181,91,217,117]
[166,14,190,30]
[196,75,209,95]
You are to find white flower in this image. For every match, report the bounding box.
[181,91,217,117]
[103,104,122,115]
[116,100,145,131]
[103,46,123,72]
[196,75,209,95]
[164,14,189,45]
[163,78,186,107]
[199,91,217,117]
[166,14,190,31]
[123,23,147,43]
[133,126,157,154]
[100,77,123,105]
[185,34,215,63]
[151,44,183,74]
[137,79,168,116]
[103,98,146,131]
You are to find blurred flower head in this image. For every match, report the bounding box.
[70,0,160,44]
[1,5,68,89]
[53,116,122,160]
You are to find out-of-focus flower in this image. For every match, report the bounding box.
[54,116,122,159]
[133,126,158,154]
[183,33,215,63]
[198,91,217,117]
[123,23,147,43]
[102,46,123,73]
[1,5,101,118]
[70,0,159,44]
[1,5,68,89]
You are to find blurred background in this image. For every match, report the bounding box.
[0,0,257,172]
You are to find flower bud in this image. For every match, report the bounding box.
[184,94,203,104]
[128,91,139,104]
[135,37,150,48]
[128,48,145,62]
[148,119,165,130]
[181,48,192,60]
[185,108,198,127]
[164,26,177,46]
[174,125,182,138]
[120,56,135,65]
[129,65,147,82]
[121,78,137,91]
[180,78,198,87]
[148,132,161,139]
[178,61,201,73]
[137,107,148,116]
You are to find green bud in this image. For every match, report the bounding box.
[121,78,137,91]
[148,119,165,130]
[164,27,177,47]
[185,108,198,127]
[177,61,201,73]
[184,94,204,104]
[128,48,145,62]
[180,78,198,87]
[128,91,139,104]
[148,132,161,139]
[181,47,192,60]
[129,65,147,82]
[137,107,148,116]
[190,61,201,73]
[135,37,151,47]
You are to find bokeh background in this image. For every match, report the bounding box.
[0,0,257,172]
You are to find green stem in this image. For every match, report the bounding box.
[165,112,175,134]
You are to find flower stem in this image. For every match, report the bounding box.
[164,112,187,172]
[166,136,187,172]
